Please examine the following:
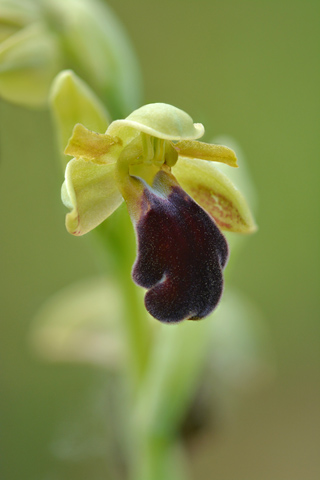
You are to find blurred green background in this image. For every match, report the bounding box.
[1,0,319,479]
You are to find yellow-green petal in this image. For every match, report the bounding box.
[107,103,204,143]
[174,140,238,168]
[172,157,257,234]
[65,124,122,164]
[62,158,123,235]
[49,70,110,167]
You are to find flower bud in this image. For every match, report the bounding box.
[0,0,142,113]
[46,0,142,117]
[0,0,37,42]
[0,22,62,107]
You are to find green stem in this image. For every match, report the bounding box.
[93,206,151,389]
[117,264,150,387]
[131,436,189,480]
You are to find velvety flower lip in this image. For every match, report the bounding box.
[61,102,257,322]
[132,170,228,323]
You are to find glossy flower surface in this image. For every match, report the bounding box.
[62,103,256,323]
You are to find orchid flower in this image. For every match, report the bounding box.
[62,103,256,323]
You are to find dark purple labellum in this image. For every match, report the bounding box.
[131,171,229,323]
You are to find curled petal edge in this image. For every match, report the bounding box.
[62,158,123,236]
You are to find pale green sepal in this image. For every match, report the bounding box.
[0,23,62,107]
[65,123,122,164]
[49,70,110,167]
[63,158,123,235]
[174,140,238,167]
[108,103,204,142]
[173,157,257,233]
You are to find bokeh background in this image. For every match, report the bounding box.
[1,0,319,479]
